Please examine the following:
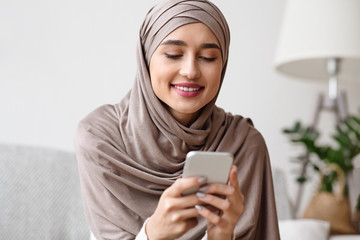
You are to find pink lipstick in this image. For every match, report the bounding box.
[171,83,204,98]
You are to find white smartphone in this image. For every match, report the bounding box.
[182,151,233,195]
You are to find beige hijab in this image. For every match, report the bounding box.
[75,0,280,239]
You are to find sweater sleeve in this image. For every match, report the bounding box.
[135,219,149,240]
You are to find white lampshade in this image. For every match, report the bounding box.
[274,0,360,81]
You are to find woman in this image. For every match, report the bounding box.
[75,0,280,239]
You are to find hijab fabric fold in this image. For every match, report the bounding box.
[75,0,280,239]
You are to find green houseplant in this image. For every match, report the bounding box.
[283,114,360,194]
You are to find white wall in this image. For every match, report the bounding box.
[1,0,360,216]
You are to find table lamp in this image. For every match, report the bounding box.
[274,0,360,125]
[274,0,360,217]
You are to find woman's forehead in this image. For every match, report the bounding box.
[160,23,220,46]
[141,1,230,66]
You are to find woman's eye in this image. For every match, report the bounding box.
[165,53,182,59]
[200,56,217,62]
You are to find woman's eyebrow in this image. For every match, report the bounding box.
[201,43,220,50]
[161,40,220,50]
[161,40,186,46]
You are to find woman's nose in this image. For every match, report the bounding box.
[179,56,200,80]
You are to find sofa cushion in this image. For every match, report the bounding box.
[279,219,330,240]
[0,144,89,239]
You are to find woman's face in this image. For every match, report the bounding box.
[149,23,223,126]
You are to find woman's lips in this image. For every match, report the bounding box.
[171,83,204,98]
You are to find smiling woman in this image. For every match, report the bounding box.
[149,23,223,126]
[75,0,280,240]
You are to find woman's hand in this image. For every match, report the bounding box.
[145,176,207,240]
[196,165,244,240]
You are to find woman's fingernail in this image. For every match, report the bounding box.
[199,185,209,192]
[196,192,206,198]
[195,205,203,211]
[198,177,207,184]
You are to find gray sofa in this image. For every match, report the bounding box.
[1,143,294,240]
[0,143,294,240]
[2,144,357,240]
[0,144,89,240]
